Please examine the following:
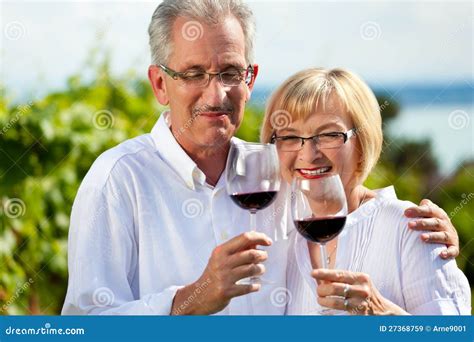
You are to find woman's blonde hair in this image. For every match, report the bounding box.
[260,68,383,184]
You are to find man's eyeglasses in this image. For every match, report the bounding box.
[271,128,357,152]
[158,64,254,88]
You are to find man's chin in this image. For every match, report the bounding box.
[198,128,234,149]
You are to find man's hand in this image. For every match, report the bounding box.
[405,199,459,259]
[171,231,272,315]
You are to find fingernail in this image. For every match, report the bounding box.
[252,284,261,291]
[408,221,416,228]
[405,209,414,216]
[421,233,429,241]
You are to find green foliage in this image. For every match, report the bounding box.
[0,58,472,314]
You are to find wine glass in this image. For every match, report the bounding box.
[226,142,281,284]
[291,173,348,314]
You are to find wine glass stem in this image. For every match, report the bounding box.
[249,210,257,232]
[320,243,329,269]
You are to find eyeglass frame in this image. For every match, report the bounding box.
[270,128,358,151]
[158,64,254,88]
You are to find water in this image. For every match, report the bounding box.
[250,84,473,175]
[388,103,473,175]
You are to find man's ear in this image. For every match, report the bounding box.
[248,64,259,91]
[148,65,169,105]
[245,64,259,102]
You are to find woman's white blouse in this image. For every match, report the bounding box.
[286,186,471,315]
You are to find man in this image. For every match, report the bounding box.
[62,0,459,315]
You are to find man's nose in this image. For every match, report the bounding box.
[201,75,228,106]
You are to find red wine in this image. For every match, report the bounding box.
[294,216,346,243]
[230,191,278,211]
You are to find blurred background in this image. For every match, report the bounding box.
[0,0,472,314]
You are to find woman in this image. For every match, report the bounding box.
[261,68,471,315]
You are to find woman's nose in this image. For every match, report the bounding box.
[298,138,323,162]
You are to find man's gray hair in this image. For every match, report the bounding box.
[148,0,256,66]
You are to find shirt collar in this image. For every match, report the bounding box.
[344,185,397,227]
[150,110,206,190]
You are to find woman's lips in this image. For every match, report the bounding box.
[296,167,332,179]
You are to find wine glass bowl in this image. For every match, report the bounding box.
[291,173,348,315]
[226,142,281,284]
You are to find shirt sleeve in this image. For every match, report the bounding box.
[61,175,183,315]
[392,201,472,315]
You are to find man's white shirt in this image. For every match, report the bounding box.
[62,111,292,315]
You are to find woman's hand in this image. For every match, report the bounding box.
[405,199,459,259]
[312,269,409,315]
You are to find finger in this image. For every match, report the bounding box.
[419,198,433,207]
[404,202,445,219]
[312,269,359,285]
[226,249,268,268]
[408,218,444,232]
[317,296,364,313]
[227,283,261,298]
[231,263,265,283]
[224,231,272,254]
[440,245,459,259]
[317,282,370,299]
[420,231,451,245]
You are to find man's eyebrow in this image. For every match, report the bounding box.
[181,64,206,71]
[221,63,246,69]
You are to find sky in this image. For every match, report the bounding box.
[1,0,473,101]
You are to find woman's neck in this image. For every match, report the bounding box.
[346,185,376,213]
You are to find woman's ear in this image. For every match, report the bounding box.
[148,65,169,105]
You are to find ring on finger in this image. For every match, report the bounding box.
[344,298,350,310]
[343,284,350,298]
